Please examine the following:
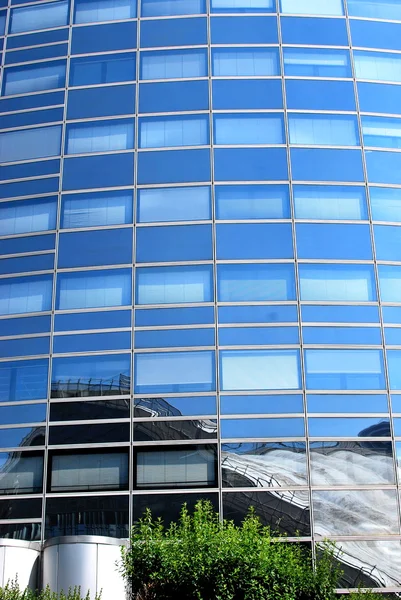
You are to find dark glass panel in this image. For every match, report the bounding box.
[133,419,217,441]
[0,451,44,495]
[0,359,48,402]
[0,523,41,542]
[0,498,42,519]
[45,495,129,538]
[133,492,219,525]
[49,423,130,445]
[0,426,45,449]
[133,396,216,418]
[50,399,130,421]
[67,85,136,119]
[223,490,310,536]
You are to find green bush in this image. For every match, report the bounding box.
[0,581,100,600]
[121,499,385,600]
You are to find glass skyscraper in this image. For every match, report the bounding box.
[2,0,401,592]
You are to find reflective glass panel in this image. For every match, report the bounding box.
[0,359,48,402]
[0,198,57,236]
[212,48,279,77]
[215,184,290,220]
[214,114,284,145]
[363,116,401,150]
[221,418,305,438]
[283,48,351,78]
[354,50,401,83]
[136,447,216,488]
[140,49,207,80]
[61,191,133,228]
[3,62,66,96]
[74,0,136,23]
[370,187,401,222]
[217,264,296,302]
[137,186,211,222]
[305,349,385,390]
[139,115,209,148]
[142,0,205,16]
[293,185,367,220]
[0,452,43,495]
[299,264,376,302]
[10,1,69,33]
[69,53,136,86]
[348,0,401,20]
[56,269,132,309]
[296,224,372,260]
[50,451,129,492]
[134,351,215,393]
[66,120,134,154]
[220,350,301,391]
[0,275,53,316]
[136,265,213,304]
[280,0,343,15]
[0,126,61,163]
[289,115,359,146]
[211,0,274,11]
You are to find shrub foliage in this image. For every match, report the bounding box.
[120,500,385,600]
[0,582,100,600]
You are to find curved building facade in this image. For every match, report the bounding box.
[1,0,401,592]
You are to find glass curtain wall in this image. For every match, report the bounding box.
[1,0,401,590]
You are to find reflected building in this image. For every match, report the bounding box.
[1,0,401,594]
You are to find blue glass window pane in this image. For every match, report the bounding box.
[10,1,69,33]
[139,116,209,148]
[385,328,401,346]
[134,351,215,393]
[0,234,55,256]
[218,305,298,324]
[137,149,210,185]
[296,224,372,260]
[219,326,299,346]
[0,275,53,316]
[370,187,401,222]
[0,315,51,336]
[0,254,54,276]
[0,427,45,449]
[140,17,206,47]
[139,80,208,113]
[214,114,284,145]
[308,417,390,437]
[301,305,379,323]
[63,153,134,190]
[0,108,63,130]
[58,228,133,267]
[74,0,136,23]
[289,114,359,146]
[281,16,347,45]
[375,225,401,261]
[286,80,356,112]
[221,394,303,415]
[3,62,66,96]
[0,91,65,113]
[53,331,131,354]
[70,54,136,86]
[299,264,376,302]
[293,185,367,220]
[362,116,401,150]
[51,354,131,397]
[7,28,68,50]
[0,126,61,163]
[136,265,213,305]
[302,326,381,346]
[0,404,46,425]
[65,120,134,154]
[387,351,401,390]
[0,198,57,236]
[283,48,351,78]
[305,349,385,390]
[220,350,301,391]
[358,82,401,117]
[0,359,48,402]
[61,191,133,228]
[212,48,279,76]
[140,50,207,80]
[211,16,277,44]
[67,85,135,119]
[135,306,214,326]
[215,184,289,219]
[56,269,132,309]
[0,337,50,359]
[55,310,131,331]
[366,150,401,185]
[137,186,211,222]
[214,148,288,182]
[135,328,214,349]
[351,20,401,52]
[216,223,293,259]
[0,160,60,182]
[71,21,137,54]
[211,0,274,12]
[212,79,282,110]
[136,225,212,262]
[5,44,68,65]
[355,51,401,83]
[383,306,401,324]
[217,264,296,302]
[348,0,401,19]
[280,0,343,15]
[307,394,388,414]
[141,0,205,16]
[378,265,401,302]
[221,418,304,438]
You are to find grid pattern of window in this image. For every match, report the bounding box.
[1,0,401,591]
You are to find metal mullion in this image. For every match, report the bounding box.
[344,0,401,537]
